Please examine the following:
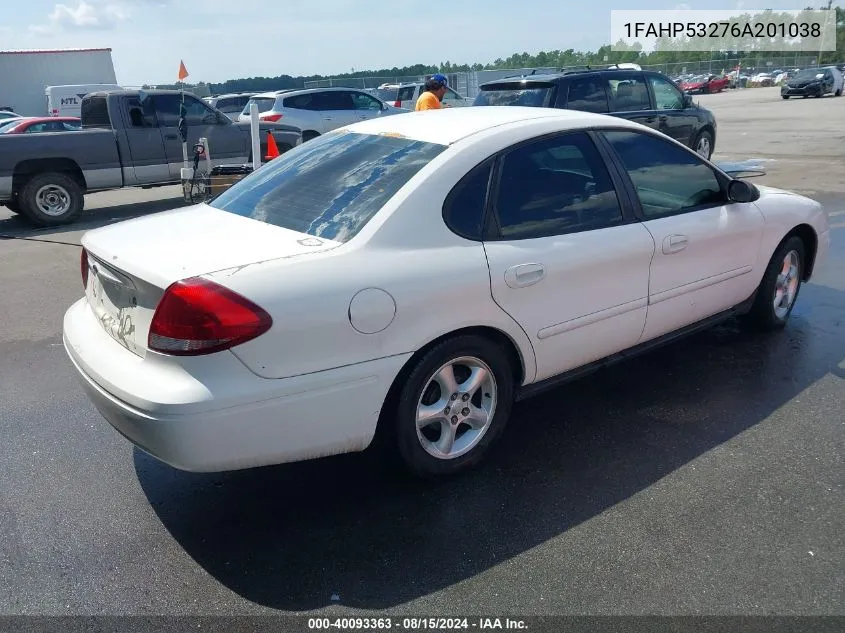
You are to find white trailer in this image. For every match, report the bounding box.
[45,84,122,117]
[0,48,118,116]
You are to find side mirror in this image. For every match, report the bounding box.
[683,93,694,107]
[728,179,760,203]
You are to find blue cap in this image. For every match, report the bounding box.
[431,73,448,85]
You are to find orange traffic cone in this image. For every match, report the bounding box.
[265,131,280,161]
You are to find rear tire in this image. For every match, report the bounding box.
[745,236,806,331]
[692,129,714,160]
[390,334,516,479]
[302,130,320,142]
[19,172,84,226]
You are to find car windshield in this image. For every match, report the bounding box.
[474,83,555,107]
[793,69,822,80]
[242,97,276,114]
[209,131,447,243]
[0,119,23,133]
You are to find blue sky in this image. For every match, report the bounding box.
[0,0,831,85]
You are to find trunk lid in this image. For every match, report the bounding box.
[81,204,341,357]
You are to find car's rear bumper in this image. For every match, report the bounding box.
[63,297,410,472]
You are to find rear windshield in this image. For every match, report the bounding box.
[474,82,556,107]
[242,97,277,114]
[374,88,398,102]
[209,131,447,243]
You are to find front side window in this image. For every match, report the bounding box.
[649,75,684,110]
[492,132,624,240]
[210,131,446,243]
[602,130,725,219]
[442,88,463,102]
[126,96,156,128]
[152,95,217,126]
[350,92,383,110]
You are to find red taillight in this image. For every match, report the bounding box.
[148,277,272,356]
[81,248,88,289]
[260,113,282,122]
[394,100,401,108]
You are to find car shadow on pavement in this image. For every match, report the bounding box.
[0,193,187,241]
[135,280,845,611]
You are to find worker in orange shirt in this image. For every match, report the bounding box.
[415,74,449,111]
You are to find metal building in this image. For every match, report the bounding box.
[0,48,118,116]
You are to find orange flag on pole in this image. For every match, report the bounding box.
[178,60,189,82]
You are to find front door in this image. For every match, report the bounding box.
[120,95,170,185]
[349,90,389,122]
[152,93,249,179]
[481,130,656,382]
[645,73,696,147]
[599,129,766,343]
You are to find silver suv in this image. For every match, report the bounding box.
[238,87,407,141]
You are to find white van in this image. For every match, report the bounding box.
[45,84,122,117]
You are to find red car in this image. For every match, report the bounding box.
[680,74,729,94]
[0,116,81,134]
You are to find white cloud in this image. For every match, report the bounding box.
[29,1,130,34]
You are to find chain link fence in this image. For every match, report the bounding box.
[305,56,827,99]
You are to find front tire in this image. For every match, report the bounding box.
[19,172,84,226]
[746,236,806,331]
[391,335,516,479]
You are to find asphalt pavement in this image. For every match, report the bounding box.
[0,88,843,618]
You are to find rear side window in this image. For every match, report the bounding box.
[210,131,447,243]
[608,76,651,112]
[474,82,556,107]
[443,160,493,240]
[81,95,110,128]
[492,132,623,240]
[283,94,316,110]
[566,77,609,113]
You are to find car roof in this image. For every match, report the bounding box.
[478,68,669,87]
[252,87,369,99]
[342,105,643,146]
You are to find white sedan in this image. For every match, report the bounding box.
[63,106,831,479]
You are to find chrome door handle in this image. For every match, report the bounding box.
[504,263,545,288]
[663,234,688,254]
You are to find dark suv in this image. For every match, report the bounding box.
[474,68,718,159]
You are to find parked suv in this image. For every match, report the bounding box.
[238,87,405,141]
[205,93,259,120]
[474,68,718,159]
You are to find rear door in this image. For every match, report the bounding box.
[605,71,660,131]
[119,95,170,184]
[313,91,359,131]
[481,130,656,382]
[559,74,611,114]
